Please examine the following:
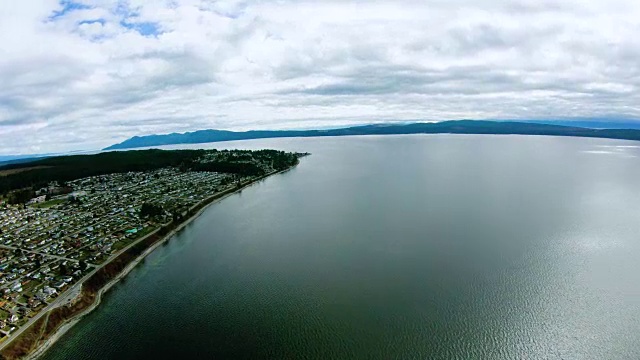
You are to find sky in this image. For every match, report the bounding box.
[1,0,640,154]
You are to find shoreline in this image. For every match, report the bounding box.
[11,166,296,360]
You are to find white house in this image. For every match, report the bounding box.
[28,195,47,204]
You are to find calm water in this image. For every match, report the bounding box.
[43,135,640,359]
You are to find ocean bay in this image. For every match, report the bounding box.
[42,135,640,359]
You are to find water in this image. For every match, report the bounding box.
[42,135,640,359]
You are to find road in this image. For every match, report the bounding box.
[0,245,82,264]
[0,226,161,351]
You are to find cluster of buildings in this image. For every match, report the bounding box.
[0,165,252,338]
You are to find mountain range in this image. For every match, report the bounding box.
[104,120,640,151]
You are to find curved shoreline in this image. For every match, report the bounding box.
[16,167,296,360]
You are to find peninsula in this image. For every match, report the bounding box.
[0,149,305,359]
[104,120,640,151]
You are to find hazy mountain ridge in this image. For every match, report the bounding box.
[104,121,640,150]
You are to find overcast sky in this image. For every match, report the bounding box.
[1,0,640,154]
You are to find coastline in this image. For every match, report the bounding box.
[6,166,297,360]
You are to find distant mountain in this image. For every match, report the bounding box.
[524,120,640,130]
[0,154,51,167]
[104,120,640,150]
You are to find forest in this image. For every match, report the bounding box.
[0,149,301,199]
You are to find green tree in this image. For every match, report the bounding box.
[140,203,164,218]
[59,263,68,276]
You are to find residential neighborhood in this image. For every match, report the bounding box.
[0,149,292,341]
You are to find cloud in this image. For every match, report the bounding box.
[1,0,640,154]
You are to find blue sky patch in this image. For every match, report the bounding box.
[78,19,106,26]
[49,0,92,20]
[120,20,163,37]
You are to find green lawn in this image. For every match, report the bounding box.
[112,238,135,252]
[21,281,41,297]
[31,198,66,209]
[133,226,155,239]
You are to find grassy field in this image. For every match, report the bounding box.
[30,199,66,209]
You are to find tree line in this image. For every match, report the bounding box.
[0,149,301,200]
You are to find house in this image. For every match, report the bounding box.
[35,292,47,302]
[43,286,57,296]
[28,196,47,204]
[10,282,22,293]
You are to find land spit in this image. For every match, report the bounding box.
[0,166,298,360]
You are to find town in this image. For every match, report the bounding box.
[0,149,301,342]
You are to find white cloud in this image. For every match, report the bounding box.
[1,0,640,154]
